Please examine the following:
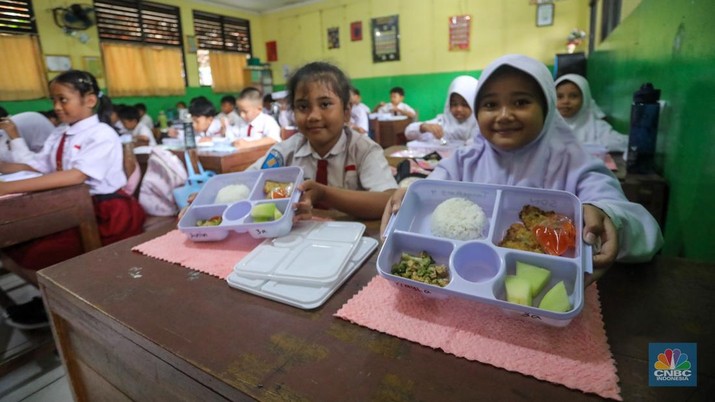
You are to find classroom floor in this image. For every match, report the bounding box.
[0,268,72,402]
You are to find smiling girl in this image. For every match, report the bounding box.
[247,61,397,219]
[382,55,662,281]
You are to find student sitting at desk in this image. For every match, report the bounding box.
[135,102,153,130]
[231,87,281,147]
[555,74,628,152]
[0,70,145,329]
[247,62,397,220]
[0,111,56,164]
[373,86,417,119]
[404,75,478,144]
[217,95,244,135]
[349,87,370,135]
[118,105,156,146]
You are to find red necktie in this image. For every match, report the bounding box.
[247,124,252,137]
[55,132,68,171]
[316,159,328,185]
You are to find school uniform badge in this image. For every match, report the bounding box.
[261,149,284,169]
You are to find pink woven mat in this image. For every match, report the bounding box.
[335,276,621,400]
[132,229,263,279]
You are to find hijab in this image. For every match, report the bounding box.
[441,75,479,142]
[554,74,610,144]
[431,54,615,200]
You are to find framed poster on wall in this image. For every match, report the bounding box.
[536,3,554,27]
[328,27,340,49]
[371,15,399,63]
[448,15,471,51]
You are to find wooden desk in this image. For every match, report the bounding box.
[370,118,413,148]
[136,143,273,175]
[38,220,713,401]
[0,184,100,252]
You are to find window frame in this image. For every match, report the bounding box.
[94,0,183,47]
[192,10,252,54]
[0,0,38,34]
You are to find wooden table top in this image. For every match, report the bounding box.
[38,219,713,401]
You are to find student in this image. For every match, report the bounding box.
[0,70,145,329]
[373,86,417,119]
[404,75,478,144]
[110,104,130,136]
[0,111,56,163]
[217,95,243,134]
[271,90,295,128]
[232,87,281,147]
[187,96,222,140]
[118,105,157,146]
[135,102,153,129]
[555,74,628,152]
[247,62,398,220]
[349,87,370,135]
[262,93,274,115]
[381,55,663,279]
[176,100,189,121]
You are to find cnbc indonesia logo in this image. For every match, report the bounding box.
[650,344,697,387]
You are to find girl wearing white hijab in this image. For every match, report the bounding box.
[404,75,478,144]
[555,74,628,152]
[383,55,662,275]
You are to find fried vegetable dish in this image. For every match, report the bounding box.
[391,251,450,287]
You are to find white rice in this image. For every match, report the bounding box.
[214,184,251,204]
[430,197,487,241]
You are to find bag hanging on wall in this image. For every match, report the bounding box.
[173,151,216,209]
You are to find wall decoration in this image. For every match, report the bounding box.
[186,35,197,53]
[266,41,278,62]
[536,3,554,27]
[371,15,399,63]
[448,15,471,51]
[328,27,340,49]
[350,21,362,41]
[83,56,103,79]
[45,55,72,72]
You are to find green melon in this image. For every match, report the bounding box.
[538,281,571,312]
[505,275,532,306]
[516,261,552,297]
[252,203,277,222]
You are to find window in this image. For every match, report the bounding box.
[193,11,251,54]
[193,11,251,92]
[95,0,181,46]
[0,0,46,100]
[94,0,185,96]
[600,0,622,41]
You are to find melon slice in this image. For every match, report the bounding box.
[252,203,277,222]
[274,207,283,220]
[505,275,532,306]
[538,281,571,312]
[516,261,552,297]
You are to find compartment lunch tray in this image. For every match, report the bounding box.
[377,179,593,327]
[178,166,303,241]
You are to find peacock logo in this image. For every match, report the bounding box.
[649,343,697,387]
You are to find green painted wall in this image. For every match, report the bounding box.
[588,0,715,261]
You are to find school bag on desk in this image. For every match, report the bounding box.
[173,150,216,209]
[138,147,188,216]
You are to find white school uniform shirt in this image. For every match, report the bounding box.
[554,74,628,152]
[28,115,126,195]
[217,110,244,128]
[233,112,281,142]
[0,112,55,163]
[377,102,417,118]
[247,127,397,192]
[132,122,156,146]
[195,118,223,138]
[139,114,154,130]
[405,75,478,144]
[350,102,370,133]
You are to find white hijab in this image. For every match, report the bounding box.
[441,75,479,142]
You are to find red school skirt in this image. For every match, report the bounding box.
[4,190,146,271]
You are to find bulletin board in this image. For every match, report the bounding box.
[371,15,400,63]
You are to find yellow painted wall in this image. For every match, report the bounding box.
[261,0,590,84]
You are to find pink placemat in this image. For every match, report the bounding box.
[132,230,263,279]
[335,277,621,400]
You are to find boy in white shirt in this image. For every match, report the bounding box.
[135,103,153,129]
[373,86,417,119]
[349,87,370,134]
[232,87,281,148]
[118,105,156,146]
[216,95,244,135]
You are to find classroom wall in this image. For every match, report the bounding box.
[588,0,715,261]
[261,0,590,117]
[3,0,589,121]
